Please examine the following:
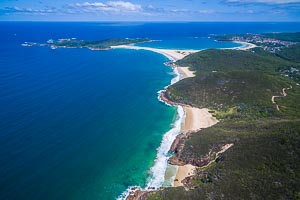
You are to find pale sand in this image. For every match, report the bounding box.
[232,41,257,50]
[111,45,198,61]
[174,144,233,187]
[112,44,219,188]
[271,85,292,111]
[217,143,234,157]
[182,107,219,133]
[173,107,218,187]
[112,45,197,80]
[177,67,195,78]
[174,164,196,187]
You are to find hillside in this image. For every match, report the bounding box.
[147,46,300,199]
[51,38,149,49]
[276,43,300,63]
[263,32,300,42]
[167,49,299,119]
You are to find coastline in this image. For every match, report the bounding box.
[231,41,257,50]
[117,46,195,200]
[117,41,255,200]
[174,107,218,187]
[111,45,198,61]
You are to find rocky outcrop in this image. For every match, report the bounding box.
[168,133,186,154]
[126,190,154,200]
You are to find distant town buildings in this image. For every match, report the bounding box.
[231,34,297,53]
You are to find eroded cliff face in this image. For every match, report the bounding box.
[126,190,153,200]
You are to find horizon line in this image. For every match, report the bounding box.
[1,20,300,23]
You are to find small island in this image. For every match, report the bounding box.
[22,38,150,50]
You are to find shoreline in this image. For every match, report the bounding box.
[232,41,257,50]
[117,41,254,199]
[111,45,199,61]
[118,46,193,200]
[174,107,219,187]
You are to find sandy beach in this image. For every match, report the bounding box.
[112,44,221,189]
[172,106,218,187]
[169,65,219,187]
[182,107,219,133]
[174,164,196,187]
[177,67,195,78]
[111,45,198,61]
[233,41,257,50]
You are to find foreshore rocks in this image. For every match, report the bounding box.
[169,149,211,168]
[160,89,192,108]
[168,133,185,154]
[159,90,176,106]
[125,188,164,200]
[125,190,153,200]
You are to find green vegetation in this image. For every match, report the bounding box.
[212,32,299,53]
[147,34,300,200]
[176,48,292,74]
[148,120,300,200]
[263,32,300,42]
[168,48,298,119]
[51,38,149,49]
[276,44,300,63]
[277,65,300,83]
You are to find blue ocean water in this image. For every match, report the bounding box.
[135,37,240,50]
[1,22,300,200]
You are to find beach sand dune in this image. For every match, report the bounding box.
[173,107,218,187]
[114,43,248,193]
[182,107,218,133]
[174,164,196,187]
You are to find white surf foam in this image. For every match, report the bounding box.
[117,186,142,200]
[116,52,184,200]
[116,106,184,200]
[171,67,180,84]
[145,105,184,189]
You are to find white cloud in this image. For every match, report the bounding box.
[76,2,106,7]
[197,9,215,14]
[107,1,142,11]
[1,1,143,16]
[69,1,142,13]
[225,0,300,4]
[3,6,57,15]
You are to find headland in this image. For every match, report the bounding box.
[116,39,255,200]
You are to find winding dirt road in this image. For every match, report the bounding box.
[272,85,292,111]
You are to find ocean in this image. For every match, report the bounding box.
[1,22,300,200]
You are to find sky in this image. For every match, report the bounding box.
[0,0,299,21]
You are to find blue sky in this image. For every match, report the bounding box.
[0,0,299,21]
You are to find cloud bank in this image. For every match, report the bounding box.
[68,1,142,12]
[0,0,299,21]
[1,1,143,15]
[224,0,300,4]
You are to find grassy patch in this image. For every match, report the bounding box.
[147,46,300,200]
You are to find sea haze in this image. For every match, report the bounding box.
[1,22,300,200]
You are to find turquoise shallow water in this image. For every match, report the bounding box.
[135,37,241,49]
[0,44,176,199]
[1,22,300,200]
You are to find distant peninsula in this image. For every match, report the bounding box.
[212,32,300,53]
[123,32,300,200]
[22,38,150,50]
[20,32,300,200]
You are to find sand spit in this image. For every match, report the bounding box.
[119,43,240,200]
[111,45,198,61]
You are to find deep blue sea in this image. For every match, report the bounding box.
[1,22,300,200]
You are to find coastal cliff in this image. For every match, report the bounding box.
[143,33,300,200]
